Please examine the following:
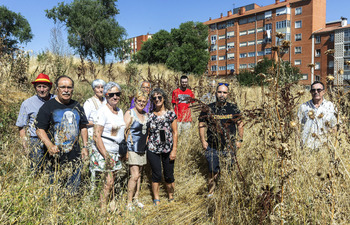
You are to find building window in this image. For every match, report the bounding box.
[248,41,255,46]
[345,29,350,42]
[227,31,234,38]
[210,45,217,51]
[294,60,301,65]
[345,43,350,56]
[239,42,247,47]
[211,55,217,61]
[329,33,334,42]
[257,27,264,33]
[240,30,247,36]
[295,21,302,28]
[227,20,234,27]
[227,42,234,49]
[240,64,247,69]
[301,74,308,80]
[248,63,256,68]
[248,29,255,34]
[295,7,302,15]
[265,10,272,18]
[218,23,226,29]
[265,23,272,30]
[227,53,235,60]
[257,51,264,56]
[276,20,291,29]
[219,35,226,40]
[219,45,225,50]
[248,52,255,57]
[240,53,247,58]
[219,55,226,60]
[210,24,217,30]
[315,75,320,81]
[210,35,217,44]
[315,49,321,57]
[315,36,321,44]
[295,33,302,41]
[257,14,264,21]
[315,62,320,70]
[249,16,256,23]
[295,47,302,54]
[239,18,248,25]
[265,48,272,55]
[328,61,334,68]
[219,66,226,71]
[276,7,290,16]
[257,39,263,45]
[211,65,217,71]
[227,64,235,70]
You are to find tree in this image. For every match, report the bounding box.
[0,6,33,52]
[135,21,209,75]
[46,0,126,65]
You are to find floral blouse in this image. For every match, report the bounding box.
[147,111,177,154]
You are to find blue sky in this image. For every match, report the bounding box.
[1,0,348,59]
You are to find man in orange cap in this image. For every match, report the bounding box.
[16,73,55,174]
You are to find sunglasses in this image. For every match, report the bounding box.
[107,92,121,97]
[152,96,163,101]
[310,88,323,93]
[218,82,229,87]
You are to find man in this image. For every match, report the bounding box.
[199,83,244,196]
[36,75,88,193]
[297,81,337,149]
[16,73,55,173]
[130,81,152,113]
[172,75,195,134]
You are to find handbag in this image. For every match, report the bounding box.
[101,136,127,157]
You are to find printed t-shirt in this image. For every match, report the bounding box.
[172,88,194,122]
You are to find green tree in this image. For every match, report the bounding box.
[46,0,126,65]
[0,6,33,52]
[135,21,209,75]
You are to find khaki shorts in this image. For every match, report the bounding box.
[128,151,147,166]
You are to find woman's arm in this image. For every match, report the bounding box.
[169,119,178,160]
[93,125,109,159]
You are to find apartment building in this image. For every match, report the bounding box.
[204,0,327,85]
[125,34,152,62]
[312,18,350,85]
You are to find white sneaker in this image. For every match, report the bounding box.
[134,199,144,209]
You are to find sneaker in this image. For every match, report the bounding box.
[133,199,144,209]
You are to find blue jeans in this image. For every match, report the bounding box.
[28,137,46,174]
[205,146,236,174]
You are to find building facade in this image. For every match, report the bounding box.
[125,34,152,62]
[204,0,328,85]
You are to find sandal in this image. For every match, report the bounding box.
[153,199,160,206]
[168,198,175,203]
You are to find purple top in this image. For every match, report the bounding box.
[130,97,153,113]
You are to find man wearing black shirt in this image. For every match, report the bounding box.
[36,75,88,194]
[199,83,244,196]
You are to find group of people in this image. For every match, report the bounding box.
[16,72,337,210]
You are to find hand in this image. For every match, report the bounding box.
[21,139,28,154]
[169,150,176,161]
[105,155,115,169]
[235,141,242,149]
[202,141,208,150]
[48,144,59,156]
[81,147,89,160]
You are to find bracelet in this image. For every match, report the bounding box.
[82,145,87,148]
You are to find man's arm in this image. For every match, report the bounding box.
[80,124,88,160]
[235,120,244,148]
[199,121,208,150]
[36,128,59,155]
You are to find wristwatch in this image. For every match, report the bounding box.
[237,139,243,142]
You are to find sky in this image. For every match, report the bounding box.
[1,0,349,61]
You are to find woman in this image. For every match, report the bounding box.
[93,82,125,210]
[124,90,149,210]
[83,79,106,185]
[147,88,178,205]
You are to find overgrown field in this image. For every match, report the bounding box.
[1,50,350,224]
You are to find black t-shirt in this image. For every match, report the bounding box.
[36,98,88,162]
[199,102,241,151]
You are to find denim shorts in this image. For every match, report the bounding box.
[205,146,236,174]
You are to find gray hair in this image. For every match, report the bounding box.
[91,79,106,89]
[103,82,121,96]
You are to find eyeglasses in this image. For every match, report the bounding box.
[152,96,163,101]
[310,88,323,93]
[107,92,121,97]
[58,86,73,90]
[218,83,229,87]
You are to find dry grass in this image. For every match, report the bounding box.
[1,49,350,224]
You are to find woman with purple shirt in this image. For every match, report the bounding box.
[130,81,153,112]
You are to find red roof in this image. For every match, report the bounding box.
[313,24,350,34]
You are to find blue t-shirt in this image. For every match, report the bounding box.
[16,94,55,137]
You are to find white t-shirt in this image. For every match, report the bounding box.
[95,104,125,154]
[83,96,106,137]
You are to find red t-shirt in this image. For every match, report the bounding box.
[172,88,195,122]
